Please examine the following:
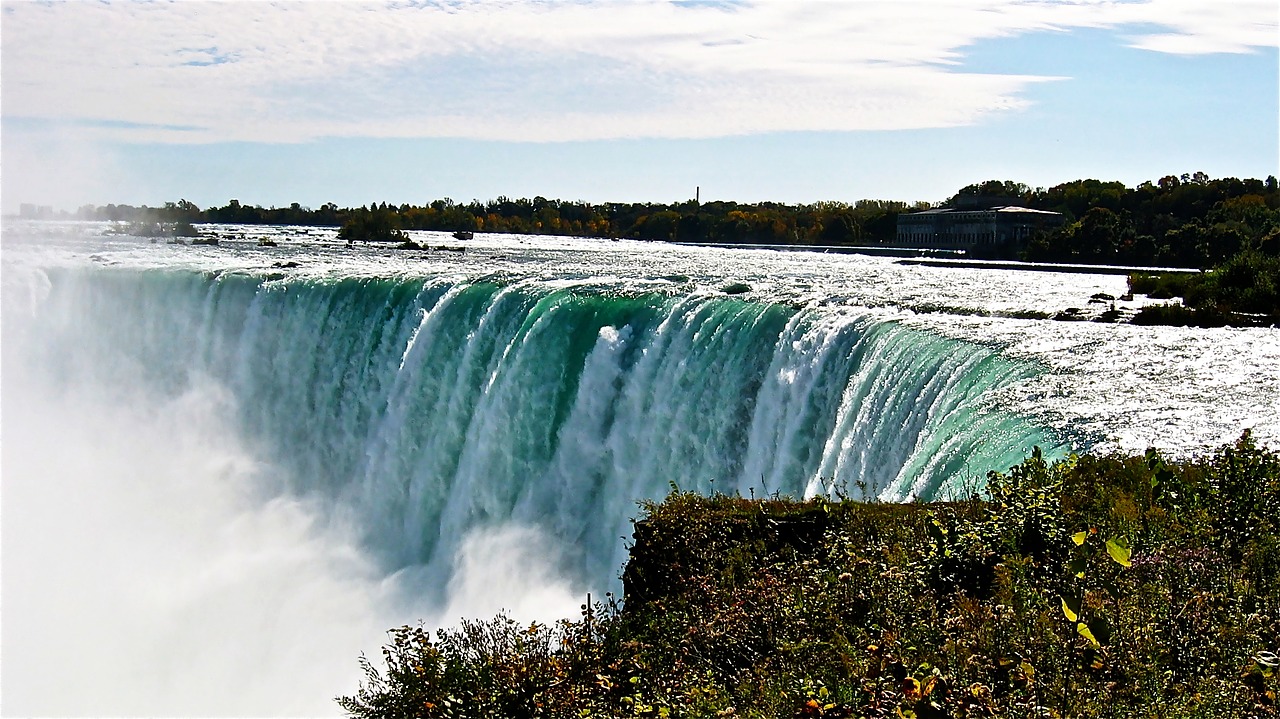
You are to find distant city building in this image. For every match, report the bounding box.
[19,203,55,220]
[896,198,1064,251]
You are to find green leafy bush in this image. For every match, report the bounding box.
[340,435,1280,718]
[1129,251,1280,325]
[1127,272,1198,300]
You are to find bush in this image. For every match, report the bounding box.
[1128,272,1198,300]
[1129,251,1280,324]
[1130,303,1233,327]
[1203,250,1280,315]
[340,436,1280,718]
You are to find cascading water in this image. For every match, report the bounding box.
[9,225,1275,716]
[23,265,1063,593]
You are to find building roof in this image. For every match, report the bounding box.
[993,206,1062,215]
[901,206,1062,217]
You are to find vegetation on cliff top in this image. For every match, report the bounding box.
[338,433,1280,718]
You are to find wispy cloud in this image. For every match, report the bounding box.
[1,0,1275,144]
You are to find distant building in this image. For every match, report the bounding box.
[896,199,1063,251]
[19,203,55,220]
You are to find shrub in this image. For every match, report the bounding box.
[340,436,1280,718]
[1129,252,1280,324]
[1128,272,1198,300]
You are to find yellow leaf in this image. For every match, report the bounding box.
[1061,594,1081,622]
[922,675,938,696]
[1077,622,1100,647]
[1072,531,1088,546]
[1105,538,1132,567]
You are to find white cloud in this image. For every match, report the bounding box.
[0,0,1275,144]
[1113,0,1280,55]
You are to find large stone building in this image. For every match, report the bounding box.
[896,200,1064,251]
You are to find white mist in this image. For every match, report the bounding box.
[0,258,583,717]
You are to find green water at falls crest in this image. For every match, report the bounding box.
[29,268,1064,587]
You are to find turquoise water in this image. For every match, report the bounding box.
[25,266,1060,585]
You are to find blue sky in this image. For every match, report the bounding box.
[1,0,1276,213]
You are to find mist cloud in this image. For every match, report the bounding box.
[0,253,585,716]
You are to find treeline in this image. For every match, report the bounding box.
[966,174,1280,268]
[57,172,1280,267]
[62,196,922,246]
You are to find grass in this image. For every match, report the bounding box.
[338,433,1280,718]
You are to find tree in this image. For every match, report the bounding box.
[338,208,405,242]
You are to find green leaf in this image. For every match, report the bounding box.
[1071,531,1088,546]
[1061,594,1081,622]
[1068,555,1087,578]
[1105,538,1131,567]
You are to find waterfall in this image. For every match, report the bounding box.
[23,266,1063,589]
